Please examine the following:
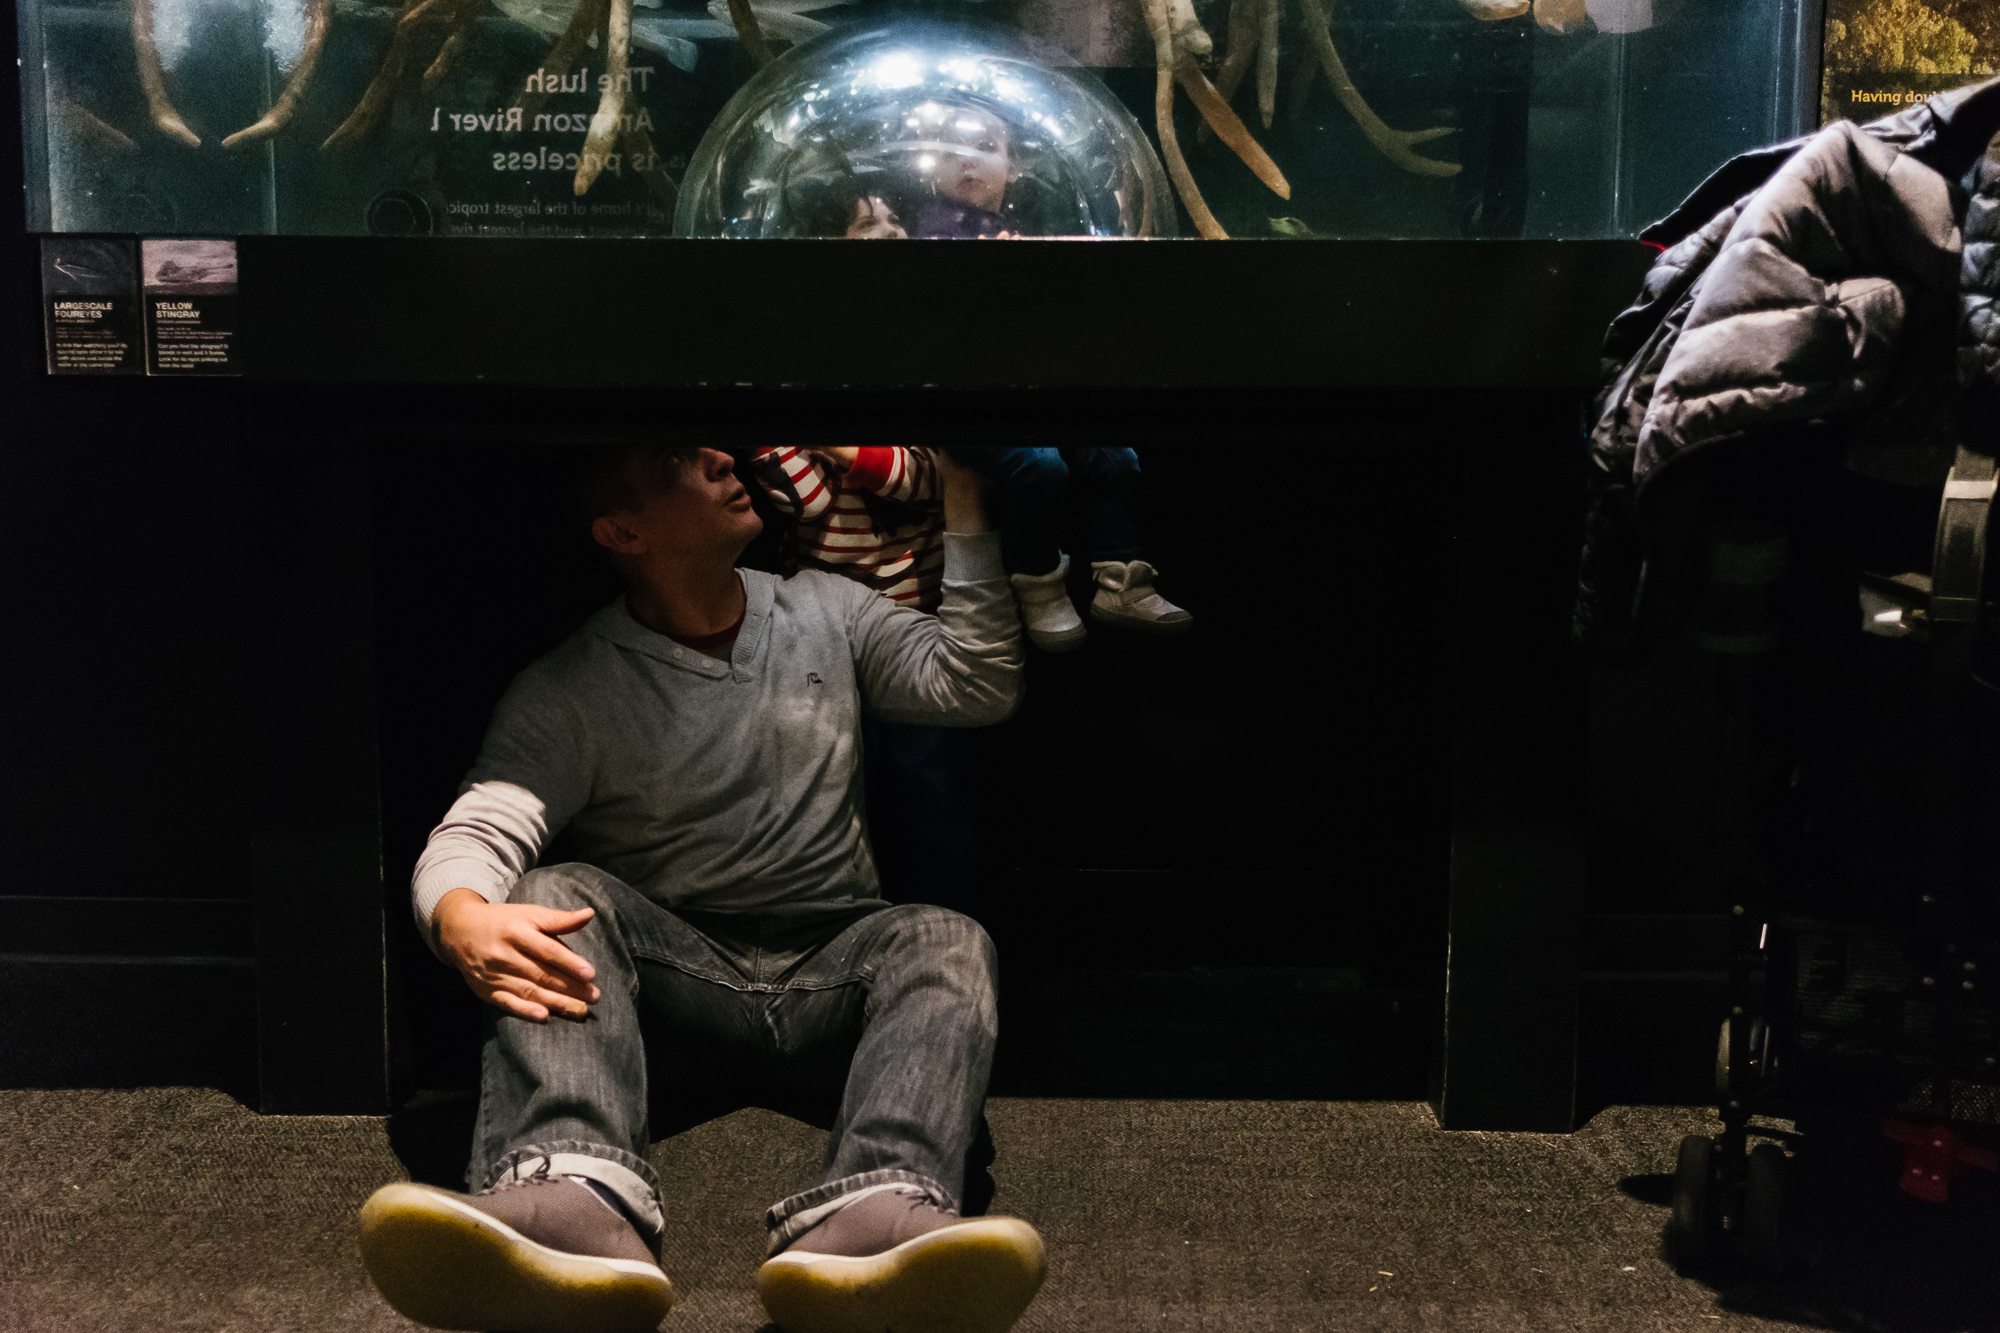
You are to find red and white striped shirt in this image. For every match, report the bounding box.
[751,447,946,613]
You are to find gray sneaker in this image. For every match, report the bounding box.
[359,1159,672,1333]
[758,1185,1044,1333]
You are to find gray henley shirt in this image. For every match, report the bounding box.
[410,531,1022,947]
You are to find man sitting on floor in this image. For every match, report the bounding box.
[356,444,1043,1333]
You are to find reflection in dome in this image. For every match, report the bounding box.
[675,19,1176,239]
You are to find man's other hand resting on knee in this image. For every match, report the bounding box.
[432,886,601,1023]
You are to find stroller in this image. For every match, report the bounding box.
[1659,435,1998,1273]
[1572,83,2000,1275]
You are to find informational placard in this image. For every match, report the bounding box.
[41,237,141,375]
[141,239,240,377]
[1822,0,2000,123]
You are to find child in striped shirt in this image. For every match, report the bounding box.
[752,445,946,610]
[751,445,978,917]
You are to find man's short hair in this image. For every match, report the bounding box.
[569,443,701,531]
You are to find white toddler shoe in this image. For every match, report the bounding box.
[1009,553,1087,652]
[1089,560,1193,634]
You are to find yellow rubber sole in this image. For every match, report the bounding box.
[357,1182,673,1333]
[757,1217,1046,1333]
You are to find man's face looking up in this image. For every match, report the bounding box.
[914,102,1012,213]
[598,446,763,567]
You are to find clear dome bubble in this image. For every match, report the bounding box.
[674,17,1176,239]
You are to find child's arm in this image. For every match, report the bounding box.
[809,446,938,505]
[751,446,836,522]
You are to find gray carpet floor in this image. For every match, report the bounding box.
[2,1088,1995,1333]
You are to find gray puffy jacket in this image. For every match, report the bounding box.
[1573,79,2000,663]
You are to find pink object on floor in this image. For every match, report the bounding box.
[1882,1118,1999,1202]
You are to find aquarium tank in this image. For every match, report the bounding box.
[18,0,1837,238]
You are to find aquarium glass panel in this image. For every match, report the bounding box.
[19,0,1824,238]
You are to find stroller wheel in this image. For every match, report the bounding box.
[1740,1143,1787,1275]
[1671,1134,1715,1272]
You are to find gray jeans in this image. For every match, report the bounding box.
[466,864,998,1254]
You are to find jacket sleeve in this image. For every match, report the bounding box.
[836,530,1023,726]
[1574,188,1764,667]
[753,446,836,522]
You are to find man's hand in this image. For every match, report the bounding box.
[936,451,991,534]
[433,887,602,1023]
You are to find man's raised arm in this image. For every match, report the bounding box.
[845,450,1025,726]
[938,449,987,536]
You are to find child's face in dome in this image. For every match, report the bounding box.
[846,195,907,239]
[913,102,1013,213]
